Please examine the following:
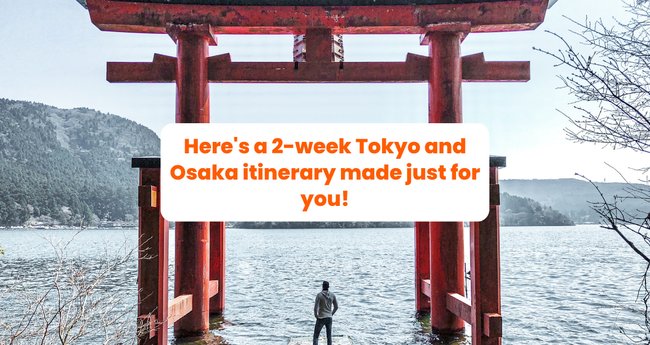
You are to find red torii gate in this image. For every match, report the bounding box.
[82,0,549,344]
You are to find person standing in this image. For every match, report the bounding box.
[313,280,338,345]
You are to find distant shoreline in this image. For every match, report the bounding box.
[0,225,137,230]
[0,223,595,231]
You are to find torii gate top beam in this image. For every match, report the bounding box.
[86,0,549,35]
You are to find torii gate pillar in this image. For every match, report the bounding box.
[169,24,225,337]
[426,28,466,333]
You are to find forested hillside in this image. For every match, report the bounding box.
[500,192,574,226]
[0,99,159,226]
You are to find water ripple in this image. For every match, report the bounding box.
[0,226,647,344]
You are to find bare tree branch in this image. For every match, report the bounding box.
[538,1,650,341]
[0,233,138,345]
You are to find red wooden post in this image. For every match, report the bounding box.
[210,221,226,314]
[170,24,214,337]
[304,28,335,62]
[135,158,169,345]
[470,159,504,345]
[170,24,213,124]
[425,30,465,333]
[414,221,430,313]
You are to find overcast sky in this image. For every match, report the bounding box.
[0,0,646,182]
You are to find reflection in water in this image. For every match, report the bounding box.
[415,315,468,345]
[0,226,647,344]
[174,329,229,345]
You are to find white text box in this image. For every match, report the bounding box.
[160,123,489,221]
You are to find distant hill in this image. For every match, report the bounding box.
[502,179,649,224]
[500,192,574,226]
[231,193,575,228]
[0,99,159,226]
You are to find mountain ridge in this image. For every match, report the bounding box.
[1,98,644,227]
[501,178,649,224]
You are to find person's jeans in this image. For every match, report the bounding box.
[313,317,332,345]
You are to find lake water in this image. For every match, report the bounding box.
[0,225,647,344]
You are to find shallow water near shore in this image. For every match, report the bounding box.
[0,225,646,344]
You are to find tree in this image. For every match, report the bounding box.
[538,0,650,341]
[0,232,137,344]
